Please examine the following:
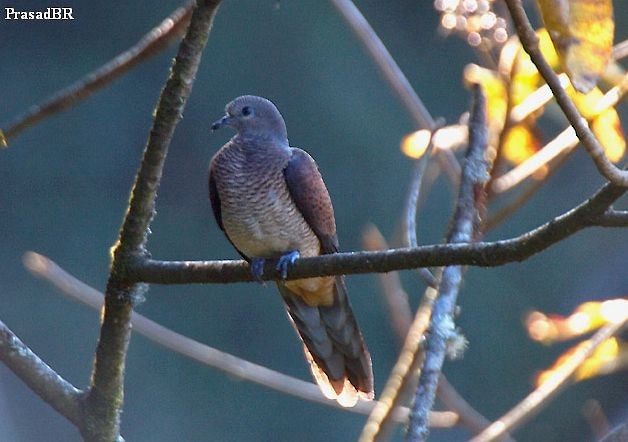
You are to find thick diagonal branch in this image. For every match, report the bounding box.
[0,320,82,427]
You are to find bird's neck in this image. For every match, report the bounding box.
[233,133,290,150]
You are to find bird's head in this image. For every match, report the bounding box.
[211,95,288,142]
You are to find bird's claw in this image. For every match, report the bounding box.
[250,258,266,284]
[276,250,300,279]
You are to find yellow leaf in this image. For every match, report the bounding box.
[508,30,557,108]
[570,87,626,162]
[536,338,628,386]
[502,124,540,165]
[401,130,431,159]
[464,64,508,128]
[536,0,614,93]
[575,338,621,381]
[591,109,626,162]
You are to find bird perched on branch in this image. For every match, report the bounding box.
[208,95,373,406]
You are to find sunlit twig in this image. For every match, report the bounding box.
[470,314,628,442]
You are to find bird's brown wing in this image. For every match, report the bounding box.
[283,148,339,254]
[209,165,249,261]
[282,147,374,405]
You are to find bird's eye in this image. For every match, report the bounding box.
[241,106,252,116]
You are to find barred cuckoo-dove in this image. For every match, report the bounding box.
[209,95,374,406]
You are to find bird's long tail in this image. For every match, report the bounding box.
[277,276,374,407]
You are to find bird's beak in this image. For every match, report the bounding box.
[211,115,233,131]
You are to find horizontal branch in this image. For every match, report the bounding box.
[0,319,82,427]
[23,252,457,429]
[126,182,625,284]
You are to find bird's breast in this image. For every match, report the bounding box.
[214,151,320,259]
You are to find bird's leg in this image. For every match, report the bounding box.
[250,258,266,284]
[276,250,300,279]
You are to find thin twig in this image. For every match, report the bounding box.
[582,399,610,440]
[484,147,574,232]
[328,0,461,185]
[362,225,413,343]
[407,84,489,442]
[359,284,439,442]
[1,2,194,144]
[612,38,628,60]
[470,314,628,442]
[0,319,83,427]
[362,229,499,439]
[600,420,628,442]
[83,2,222,440]
[436,376,504,438]
[22,251,458,429]
[505,0,628,187]
[596,209,628,227]
[403,133,438,288]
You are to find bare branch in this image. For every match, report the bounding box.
[402,133,438,288]
[363,227,500,440]
[83,2,222,440]
[0,319,82,427]
[23,251,458,429]
[407,84,489,442]
[1,2,194,144]
[470,314,628,442]
[328,0,461,184]
[437,376,498,438]
[125,146,626,287]
[504,0,628,187]
[596,209,628,227]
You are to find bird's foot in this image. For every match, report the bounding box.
[276,250,300,279]
[250,258,266,284]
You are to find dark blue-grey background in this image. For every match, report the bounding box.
[1,1,626,441]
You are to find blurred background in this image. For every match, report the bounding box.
[1,1,627,440]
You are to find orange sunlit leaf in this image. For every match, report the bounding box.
[525,298,628,343]
[509,30,559,107]
[591,108,626,162]
[502,124,541,166]
[401,130,431,159]
[464,64,508,128]
[535,337,628,386]
[464,63,510,155]
[401,126,470,159]
[536,0,614,93]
